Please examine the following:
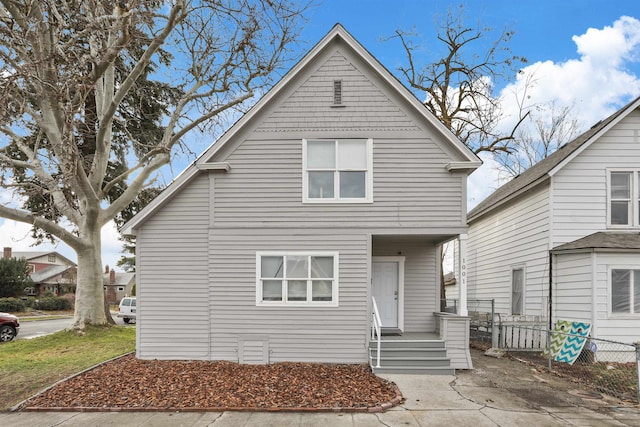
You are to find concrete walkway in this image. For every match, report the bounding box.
[2,372,640,427]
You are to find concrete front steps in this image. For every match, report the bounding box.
[369,339,454,375]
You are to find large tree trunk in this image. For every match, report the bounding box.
[72,228,107,329]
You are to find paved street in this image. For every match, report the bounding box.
[18,317,74,340]
[17,313,130,340]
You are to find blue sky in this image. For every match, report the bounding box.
[301,0,640,73]
[2,0,640,269]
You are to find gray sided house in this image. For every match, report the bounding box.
[467,97,640,345]
[123,24,480,373]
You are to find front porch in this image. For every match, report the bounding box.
[369,332,453,374]
[369,312,473,374]
[369,235,472,374]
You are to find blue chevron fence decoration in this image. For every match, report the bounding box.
[555,322,592,365]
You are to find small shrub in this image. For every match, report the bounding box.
[0,297,28,312]
[33,297,71,311]
[61,293,75,309]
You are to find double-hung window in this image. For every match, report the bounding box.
[257,252,338,306]
[611,269,640,315]
[609,170,639,227]
[303,139,373,203]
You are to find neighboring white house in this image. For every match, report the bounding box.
[467,97,640,344]
[122,24,480,372]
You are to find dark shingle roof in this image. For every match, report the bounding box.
[468,96,640,222]
[552,232,640,252]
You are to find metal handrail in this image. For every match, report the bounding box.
[371,296,382,368]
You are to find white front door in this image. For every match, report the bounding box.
[372,260,400,328]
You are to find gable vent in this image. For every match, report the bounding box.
[333,80,342,105]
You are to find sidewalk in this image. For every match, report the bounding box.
[2,349,640,426]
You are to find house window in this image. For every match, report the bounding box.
[48,254,56,263]
[302,139,373,203]
[117,286,125,292]
[256,252,338,306]
[511,268,524,315]
[611,269,640,315]
[609,171,639,227]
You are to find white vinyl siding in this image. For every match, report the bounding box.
[256,51,419,133]
[467,184,550,317]
[552,109,640,243]
[136,175,211,360]
[212,135,465,230]
[210,231,369,363]
[596,253,640,342]
[552,252,594,324]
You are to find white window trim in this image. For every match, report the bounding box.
[256,251,339,307]
[607,265,640,318]
[302,138,373,204]
[510,265,525,315]
[607,169,640,228]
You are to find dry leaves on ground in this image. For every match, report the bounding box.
[21,354,400,411]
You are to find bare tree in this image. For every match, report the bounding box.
[0,0,307,329]
[391,5,529,155]
[494,101,580,177]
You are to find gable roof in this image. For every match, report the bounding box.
[121,23,481,235]
[468,96,640,223]
[103,272,135,287]
[551,232,640,253]
[12,250,77,266]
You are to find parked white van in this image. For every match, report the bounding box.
[117,297,136,324]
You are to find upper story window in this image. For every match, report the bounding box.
[608,171,639,227]
[302,139,373,203]
[256,252,339,306]
[48,254,56,263]
[611,268,640,315]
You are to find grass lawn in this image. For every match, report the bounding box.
[0,326,135,410]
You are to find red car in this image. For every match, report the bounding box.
[0,312,19,342]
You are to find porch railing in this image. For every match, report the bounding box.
[371,296,382,368]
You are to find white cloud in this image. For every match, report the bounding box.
[467,153,511,210]
[503,16,640,128]
[468,16,640,207]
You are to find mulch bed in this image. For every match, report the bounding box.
[19,354,402,412]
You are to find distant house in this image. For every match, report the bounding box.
[3,247,77,296]
[122,24,480,372]
[103,266,135,304]
[467,97,640,344]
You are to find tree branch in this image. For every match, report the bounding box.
[0,204,84,249]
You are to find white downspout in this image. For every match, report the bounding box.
[458,233,468,316]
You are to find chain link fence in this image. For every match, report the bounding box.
[507,326,639,402]
[443,298,640,402]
